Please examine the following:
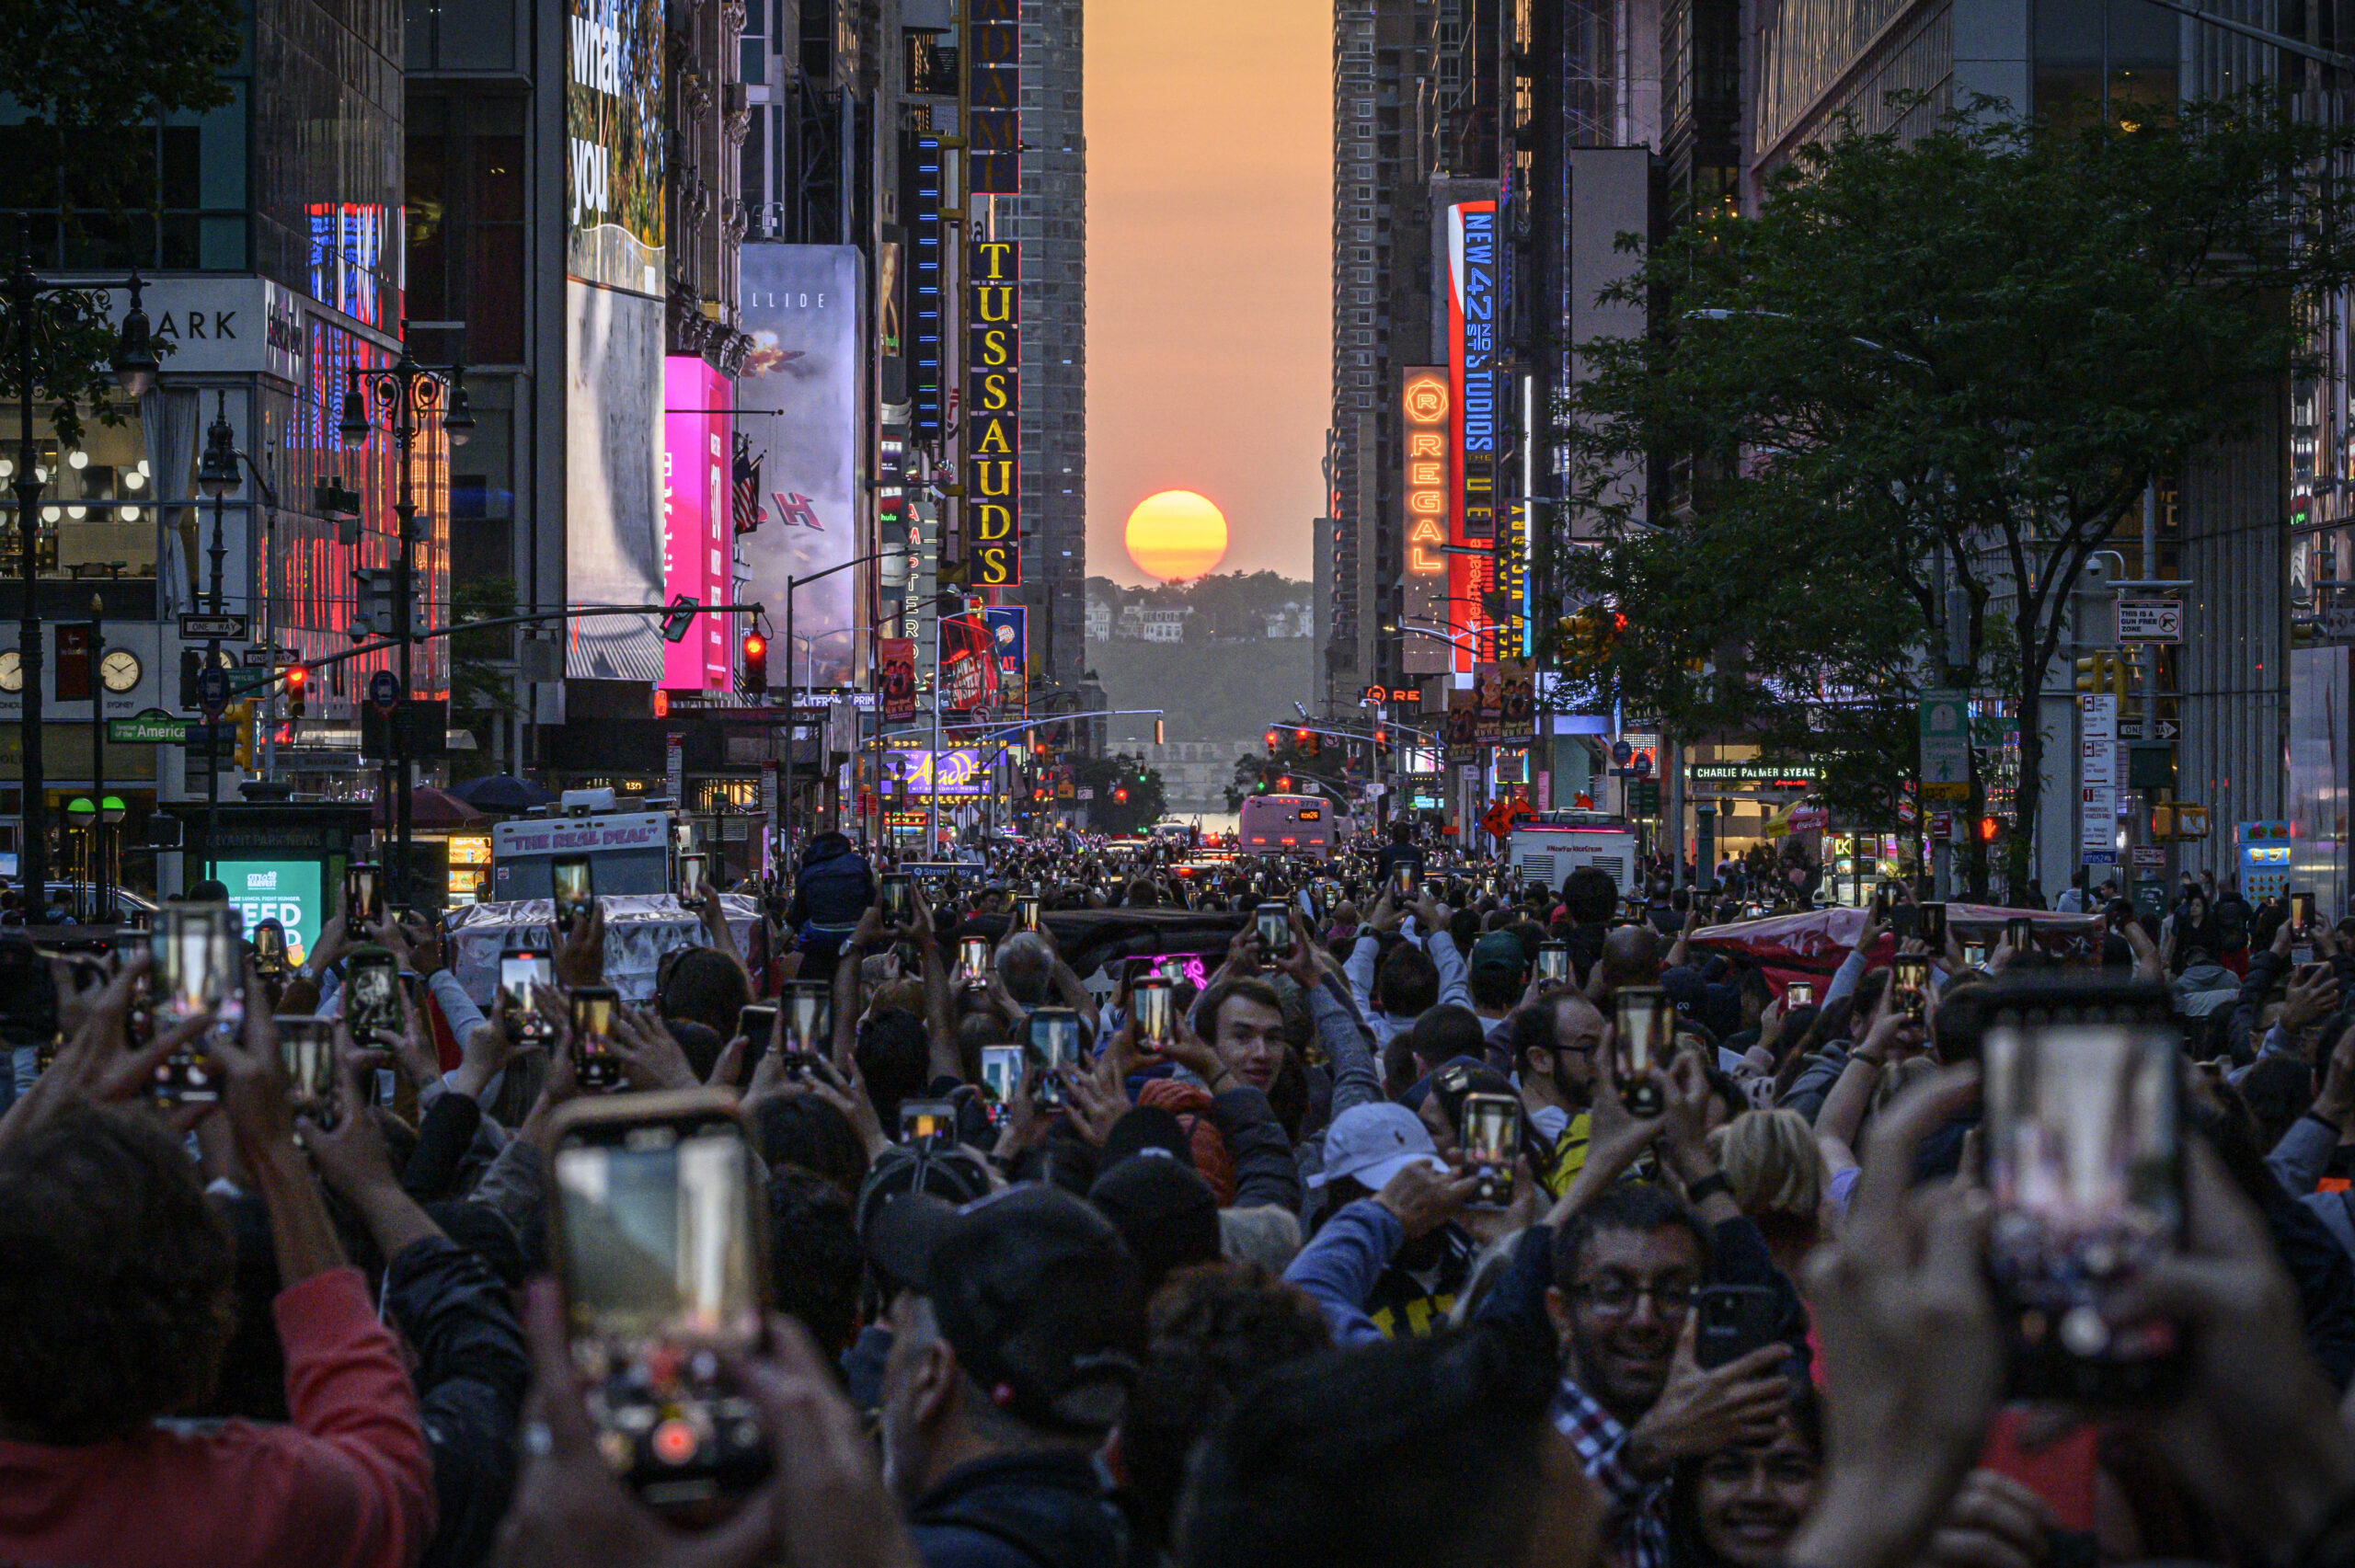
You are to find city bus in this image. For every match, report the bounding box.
[1236,794,1350,857]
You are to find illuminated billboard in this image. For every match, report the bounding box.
[983,605,1027,703]
[1446,198,1499,672]
[567,0,666,297]
[966,237,1021,587]
[565,282,666,681]
[737,246,867,691]
[884,748,987,795]
[1400,368,1450,677]
[967,0,1021,196]
[663,358,730,692]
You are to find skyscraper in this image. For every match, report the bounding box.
[1017,0,1089,694]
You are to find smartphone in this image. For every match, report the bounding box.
[1029,1005,1081,1110]
[1871,883,1894,921]
[1891,953,1931,1021]
[900,1096,959,1143]
[550,857,593,937]
[344,861,383,925]
[1536,942,1570,985]
[1460,1091,1520,1207]
[277,1013,339,1129]
[1613,987,1671,1117]
[677,853,707,905]
[1256,901,1293,957]
[1786,979,1815,1010]
[2006,916,2032,952]
[1132,976,1175,1054]
[1015,895,1042,933]
[549,1092,771,1511]
[981,1043,1026,1104]
[1390,861,1417,898]
[737,1003,777,1056]
[1694,1284,1785,1369]
[783,981,832,1056]
[251,919,289,978]
[879,873,913,926]
[947,934,992,990]
[672,819,695,855]
[1978,977,2188,1402]
[501,953,557,1042]
[1889,903,1920,940]
[571,985,622,1091]
[2294,891,2317,931]
[149,902,237,1103]
[1964,942,1991,968]
[344,947,402,1039]
[1919,902,1948,949]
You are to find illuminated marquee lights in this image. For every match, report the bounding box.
[1447,199,1499,670]
[965,238,1021,587]
[1400,368,1450,678]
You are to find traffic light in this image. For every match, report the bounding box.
[229,702,257,770]
[741,631,768,692]
[2073,651,2130,702]
[283,663,307,719]
[661,593,699,643]
[1979,815,2001,841]
[1277,774,1291,791]
[1265,728,1281,751]
[1154,716,1165,745]
[1113,786,1129,805]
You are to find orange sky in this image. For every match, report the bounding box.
[1086,0,1328,586]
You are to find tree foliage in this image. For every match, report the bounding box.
[1072,751,1166,836]
[1558,95,2355,885]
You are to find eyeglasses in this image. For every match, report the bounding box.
[1570,1276,1698,1316]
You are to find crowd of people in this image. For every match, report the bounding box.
[5,818,2355,1568]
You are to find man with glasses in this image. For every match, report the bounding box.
[1539,1182,1802,1568]
[1509,990,1604,1196]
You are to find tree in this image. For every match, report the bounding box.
[1559,96,2355,889]
[447,575,523,776]
[1073,751,1166,835]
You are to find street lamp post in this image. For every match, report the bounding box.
[9,265,155,921]
[339,334,473,905]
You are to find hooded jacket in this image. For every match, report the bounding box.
[908,1450,1131,1568]
[787,832,875,948]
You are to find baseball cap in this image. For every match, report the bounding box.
[1470,931,1527,976]
[1088,1155,1220,1292]
[1098,1104,1195,1172]
[866,1185,1144,1432]
[855,1139,994,1286]
[1312,1102,1447,1191]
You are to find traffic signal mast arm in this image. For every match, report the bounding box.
[286,602,766,678]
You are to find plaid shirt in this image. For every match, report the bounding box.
[1553,1377,1668,1568]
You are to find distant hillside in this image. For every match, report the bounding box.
[1086,634,1316,746]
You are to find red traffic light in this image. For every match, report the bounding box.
[741,631,768,692]
[1264,728,1281,750]
[1294,727,1311,745]
[1277,775,1291,790]
[283,664,306,690]
[1113,787,1129,804]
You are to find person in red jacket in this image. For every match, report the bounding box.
[0,958,436,1568]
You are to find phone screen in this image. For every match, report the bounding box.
[1892,954,1931,1020]
[553,1114,768,1505]
[1391,861,1417,897]
[346,953,401,1037]
[345,862,380,924]
[572,989,620,1090]
[1613,988,1671,1116]
[900,1099,957,1141]
[1256,902,1292,956]
[1536,943,1570,984]
[958,934,992,981]
[981,1044,1025,1103]
[2007,916,2032,951]
[2294,892,2317,930]
[1132,977,1175,1049]
[502,955,556,1040]
[1786,980,1815,1009]
[678,853,706,902]
[1017,896,1042,933]
[278,1014,339,1128]
[1920,902,1948,948]
[879,875,913,925]
[253,921,288,972]
[553,857,593,932]
[1982,1012,2186,1400]
[1461,1093,1520,1207]
[784,984,831,1055]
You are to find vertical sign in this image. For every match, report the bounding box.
[55,624,93,703]
[879,637,917,721]
[903,136,946,441]
[1918,688,1970,800]
[965,0,1020,197]
[1400,369,1450,676]
[966,237,1021,587]
[661,357,729,691]
[759,761,778,876]
[1505,498,1529,658]
[666,730,685,806]
[1447,199,1499,670]
[2080,693,2120,865]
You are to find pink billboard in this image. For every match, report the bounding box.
[663,357,731,690]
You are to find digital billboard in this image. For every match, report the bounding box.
[1401,369,1451,677]
[1447,199,1499,672]
[663,357,730,692]
[566,282,666,681]
[966,237,1021,587]
[220,860,323,963]
[983,605,1027,703]
[938,612,1004,714]
[567,0,666,297]
[738,246,866,692]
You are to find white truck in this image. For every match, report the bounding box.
[1507,810,1639,898]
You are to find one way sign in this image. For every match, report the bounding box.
[2119,718,2181,740]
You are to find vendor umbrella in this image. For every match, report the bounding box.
[373,786,485,830]
[450,773,553,813]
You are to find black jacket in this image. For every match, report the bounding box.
[787,832,875,945]
[908,1450,1130,1568]
[385,1231,531,1568]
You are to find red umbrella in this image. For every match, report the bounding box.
[372,786,486,830]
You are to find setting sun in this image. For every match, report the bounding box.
[1124,489,1230,581]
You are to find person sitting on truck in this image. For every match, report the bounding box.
[787,830,875,965]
